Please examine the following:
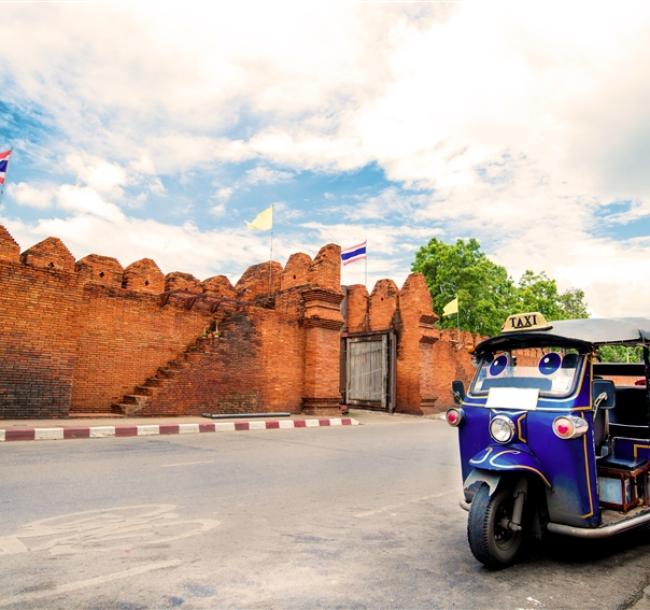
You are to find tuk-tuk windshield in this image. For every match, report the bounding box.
[471,349,583,398]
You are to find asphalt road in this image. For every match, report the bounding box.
[1,416,650,609]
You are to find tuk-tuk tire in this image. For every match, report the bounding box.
[468,484,523,569]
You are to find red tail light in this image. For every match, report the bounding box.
[446,408,464,427]
[552,415,588,439]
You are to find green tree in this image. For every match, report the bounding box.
[514,271,589,321]
[412,238,515,336]
[598,345,643,363]
[412,238,590,335]
[558,288,590,319]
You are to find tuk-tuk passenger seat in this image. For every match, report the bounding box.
[609,387,650,440]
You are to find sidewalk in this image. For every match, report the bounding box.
[0,409,443,444]
[0,413,359,443]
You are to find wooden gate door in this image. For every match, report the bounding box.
[344,333,395,411]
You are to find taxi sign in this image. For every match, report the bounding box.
[502,312,552,333]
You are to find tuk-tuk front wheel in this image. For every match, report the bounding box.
[468,484,524,569]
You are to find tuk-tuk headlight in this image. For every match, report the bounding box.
[490,415,515,444]
[552,415,588,440]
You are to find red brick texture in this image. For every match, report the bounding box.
[430,330,483,411]
[0,260,81,418]
[123,258,164,294]
[236,261,282,301]
[72,285,212,413]
[342,273,480,415]
[21,237,75,272]
[0,226,347,418]
[202,275,237,299]
[165,272,202,295]
[0,226,20,263]
[0,223,477,419]
[75,254,124,288]
[368,279,399,331]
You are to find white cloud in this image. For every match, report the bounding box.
[148,177,166,196]
[270,201,304,222]
[243,166,294,185]
[65,153,127,194]
[210,203,226,217]
[302,221,440,256]
[214,187,233,203]
[342,187,430,221]
[56,185,124,222]
[301,220,443,288]
[0,209,323,284]
[8,182,56,209]
[2,2,650,314]
[209,187,234,217]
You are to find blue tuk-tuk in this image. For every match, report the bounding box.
[447,313,650,568]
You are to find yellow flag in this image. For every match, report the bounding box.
[246,205,273,231]
[442,297,458,317]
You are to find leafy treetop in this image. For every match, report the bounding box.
[411,238,589,336]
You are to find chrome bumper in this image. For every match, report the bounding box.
[460,497,650,537]
[547,510,650,538]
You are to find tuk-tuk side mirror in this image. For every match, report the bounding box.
[592,379,616,410]
[452,380,466,404]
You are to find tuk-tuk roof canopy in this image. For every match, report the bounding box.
[475,317,650,355]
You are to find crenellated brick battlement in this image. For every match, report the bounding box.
[0,225,346,418]
[0,224,476,418]
[0,225,341,305]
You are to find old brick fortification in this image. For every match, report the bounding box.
[0,224,476,419]
[342,278,481,414]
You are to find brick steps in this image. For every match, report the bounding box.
[111,333,215,416]
[135,385,157,397]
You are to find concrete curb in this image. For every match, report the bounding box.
[0,417,359,443]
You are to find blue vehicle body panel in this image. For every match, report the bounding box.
[457,357,601,527]
[467,444,550,487]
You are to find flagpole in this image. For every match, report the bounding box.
[268,203,274,297]
[364,238,367,288]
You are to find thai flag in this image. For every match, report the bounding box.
[341,240,367,266]
[0,150,11,185]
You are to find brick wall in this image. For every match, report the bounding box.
[0,226,345,418]
[430,330,482,410]
[72,285,212,413]
[342,272,441,415]
[0,221,482,419]
[141,310,265,416]
[0,260,80,418]
[342,273,488,414]
[138,250,339,417]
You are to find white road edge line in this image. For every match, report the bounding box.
[0,560,181,608]
[160,460,216,468]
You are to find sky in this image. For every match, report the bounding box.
[1,1,650,316]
